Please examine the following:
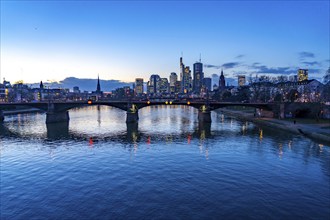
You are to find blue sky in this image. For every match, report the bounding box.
[1,1,329,84]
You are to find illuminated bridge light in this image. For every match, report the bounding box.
[165,101,168,105]
[187,101,191,105]
[147,101,150,105]
[87,100,92,105]
[169,101,172,105]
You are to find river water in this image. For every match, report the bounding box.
[1,106,329,219]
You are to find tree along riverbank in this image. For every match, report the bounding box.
[218,108,330,144]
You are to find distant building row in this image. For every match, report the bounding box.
[133,56,309,97]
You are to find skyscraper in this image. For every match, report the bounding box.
[135,78,144,96]
[298,69,308,82]
[169,72,177,87]
[169,72,177,94]
[147,74,160,95]
[159,78,169,94]
[193,60,204,93]
[180,57,192,93]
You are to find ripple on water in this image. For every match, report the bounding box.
[1,106,329,219]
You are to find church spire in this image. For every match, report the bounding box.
[219,69,225,89]
[96,75,101,93]
[40,81,44,89]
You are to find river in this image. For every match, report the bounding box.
[1,106,329,219]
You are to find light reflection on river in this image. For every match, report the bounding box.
[0,106,329,219]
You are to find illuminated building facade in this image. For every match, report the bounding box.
[175,81,181,94]
[147,74,160,95]
[0,84,5,102]
[159,78,169,94]
[169,72,177,93]
[134,78,144,96]
[298,69,308,82]
[180,57,192,93]
[193,61,204,93]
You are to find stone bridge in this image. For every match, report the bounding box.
[0,100,275,124]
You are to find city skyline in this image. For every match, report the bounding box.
[1,1,329,84]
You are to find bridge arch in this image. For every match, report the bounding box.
[0,101,275,124]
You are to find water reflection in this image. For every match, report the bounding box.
[126,122,139,143]
[0,124,15,137]
[197,122,211,140]
[97,105,101,127]
[46,122,69,139]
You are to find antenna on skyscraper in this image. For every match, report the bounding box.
[199,53,201,62]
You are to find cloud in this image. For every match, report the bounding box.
[222,62,241,69]
[204,62,241,70]
[301,61,320,66]
[250,63,296,75]
[204,64,221,69]
[299,51,315,59]
[256,67,295,74]
[29,77,132,92]
[235,54,245,59]
[307,68,322,74]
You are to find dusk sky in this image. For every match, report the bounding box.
[1,1,329,84]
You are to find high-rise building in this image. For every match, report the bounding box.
[180,57,184,83]
[159,78,169,94]
[219,70,226,90]
[238,75,246,86]
[193,61,204,93]
[175,81,181,94]
[135,78,144,96]
[147,74,160,95]
[298,69,308,82]
[169,72,177,93]
[180,57,192,93]
[170,72,177,86]
[183,66,192,93]
[202,77,212,91]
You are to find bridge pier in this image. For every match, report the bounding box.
[46,111,70,124]
[126,103,139,123]
[126,112,139,123]
[0,110,4,123]
[198,110,211,123]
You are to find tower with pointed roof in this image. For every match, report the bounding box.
[40,81,44,89]
[96,75,101,93]
[219,70,226,90]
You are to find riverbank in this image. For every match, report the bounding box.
[218,108,330,144]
